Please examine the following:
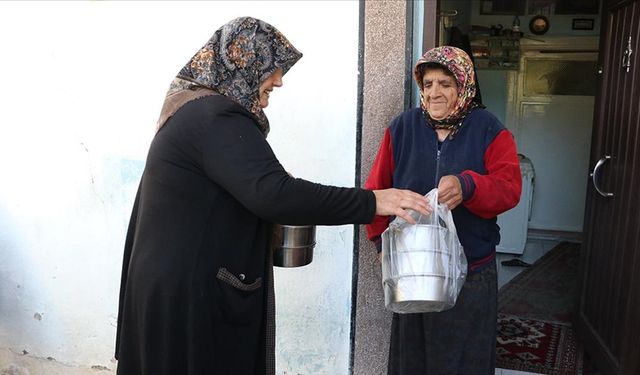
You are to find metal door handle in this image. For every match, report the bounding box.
[622,36,633,73]
[590,155,613,197]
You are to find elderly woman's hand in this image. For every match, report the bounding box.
[437,175,463,210]
[372,188,431,224]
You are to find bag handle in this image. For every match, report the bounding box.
[426,188,458,239]
[388,188,457,235]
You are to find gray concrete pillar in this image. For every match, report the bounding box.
[353,2,410,374]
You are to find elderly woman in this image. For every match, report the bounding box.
[365,46,522,373]
[115,17,429,375]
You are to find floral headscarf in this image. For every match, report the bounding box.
[414,46,480,136]
[158,17,302,136]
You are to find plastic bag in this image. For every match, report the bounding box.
[381,188,467,313]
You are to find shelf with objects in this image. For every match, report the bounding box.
[471,35,521,70]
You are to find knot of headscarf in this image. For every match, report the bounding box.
[414,46,480,137]
[159,17,302,136]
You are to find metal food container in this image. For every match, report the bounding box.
[273,225,316,267]
[382,224,455,313]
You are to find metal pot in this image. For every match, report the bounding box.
[383,275,450,313]
[273,225,316,267]
[382,224,454,312]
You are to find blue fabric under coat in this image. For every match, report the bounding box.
[388,107,505,270]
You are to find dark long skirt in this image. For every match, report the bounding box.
[388,262,497,375]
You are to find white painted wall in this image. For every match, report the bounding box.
[0,1,359,373]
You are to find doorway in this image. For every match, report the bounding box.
[474,23,599,375]
[434,0,600,283]
[433,1,602,373]
[491,44,599,287]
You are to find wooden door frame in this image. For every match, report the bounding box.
[576,1,640,374]
[575,0,615,371]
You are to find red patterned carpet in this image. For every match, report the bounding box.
[495,242,596,374]
[497,314,590,374]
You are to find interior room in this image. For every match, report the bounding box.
[437,1,603,373]
[438,0,600,285]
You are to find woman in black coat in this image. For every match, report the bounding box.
[115,17,428,375]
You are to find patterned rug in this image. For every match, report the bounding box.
[497,314,590,375]
[496,242,596,374]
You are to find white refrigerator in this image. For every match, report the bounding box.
[496,156,535,254]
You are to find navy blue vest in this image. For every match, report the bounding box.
[388,107,505,269]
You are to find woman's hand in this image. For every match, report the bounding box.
[372,188,431,224]
[437,175,463,209]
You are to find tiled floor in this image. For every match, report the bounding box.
[494,237,562,374]
[496,238,560,289]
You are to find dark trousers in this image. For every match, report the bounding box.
[388,262,498,375]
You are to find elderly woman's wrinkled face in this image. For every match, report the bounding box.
[258,68,283,108]
[422,68,458,120]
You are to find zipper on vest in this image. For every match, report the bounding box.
[434,139,448,186]
[435,148,441,186]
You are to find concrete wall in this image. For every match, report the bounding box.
[353,2,410,374]
[0,2,359,374]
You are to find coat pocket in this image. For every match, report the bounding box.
[216,267,263,325]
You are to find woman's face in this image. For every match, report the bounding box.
[421,68,459,120]
[258,68,283,108]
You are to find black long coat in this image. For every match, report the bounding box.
[115,95,375,375]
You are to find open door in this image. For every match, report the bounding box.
[576,1,640,374]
